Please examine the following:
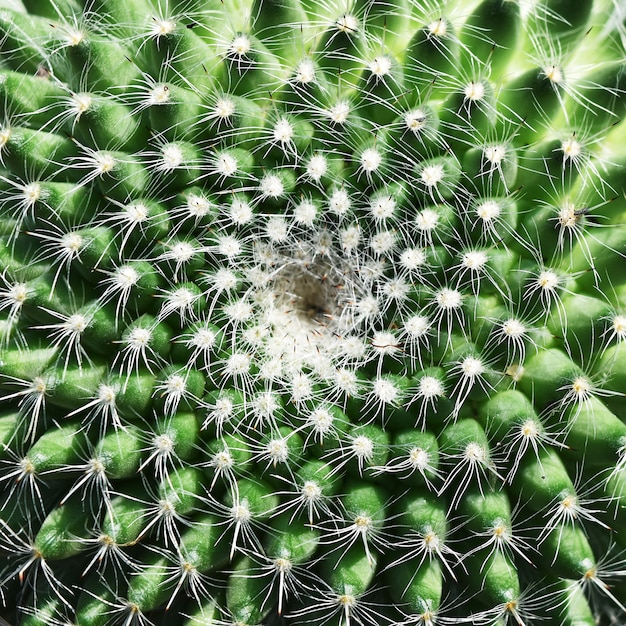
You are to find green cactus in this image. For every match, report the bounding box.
[1,0,626,624]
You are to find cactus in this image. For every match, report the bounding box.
[1,0,626,623]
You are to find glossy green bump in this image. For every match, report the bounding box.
[537,522,597,581]
[146,84,205,142]
[498,66,564,146]
[92,151,151,202]
[91,425,142,478]
[386,429,440,486]
[3,127,79,181]
[479,389,536,435]
[548,578,597,626]
[72,93,149,151]
[250,0,308,59]
[547,292,611,357]
[34,497,90,560]
[158,465,204,515]
[101,488,149,545]
[226,554,270,625]
[126,551,171,612]
[403,17,459,101]
[321,545,377,599]
[19,596,64,626]
[561,396,626,466]
[215,33,283,98]
[315,12,366,88]
[139,23,217,85]
[0,9,55,73]
[25,420,86,473]
[0,345,57,382]
[463,142,518,197]
[459,0,521,76]
[512,448,575,514]
[46,364,108,410]
[75,574,124,626]
[264,514,319,564]
[517,348,584,410]
[390,557,442,617]
[225,477,281,522]
[526,0,594,52]
[64,32,142,92]
[0,70,66,127]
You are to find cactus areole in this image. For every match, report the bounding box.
[1,0,626,624]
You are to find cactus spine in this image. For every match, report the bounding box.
[1,0,626,624]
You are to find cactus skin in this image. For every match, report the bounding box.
[1,0,626,624]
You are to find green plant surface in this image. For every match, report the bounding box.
[1,0,626,624]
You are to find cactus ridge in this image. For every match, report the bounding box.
[1,0,626,624]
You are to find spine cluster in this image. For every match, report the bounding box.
[0,0,625,624]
